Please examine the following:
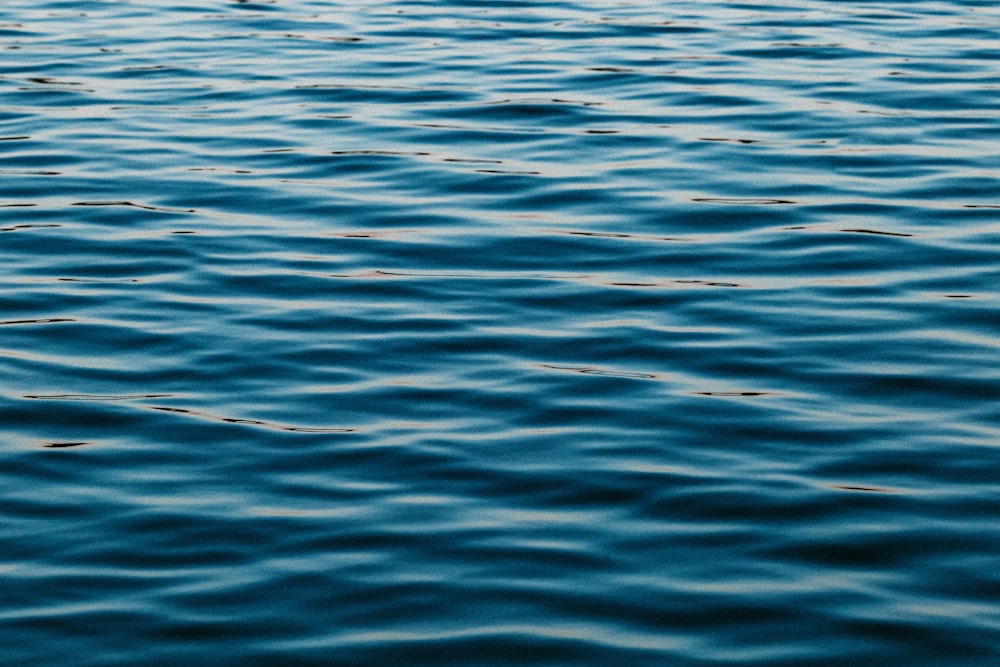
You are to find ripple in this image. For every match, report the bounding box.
[841,228,915,237]
[692,197,797,205]
[1,318,76,326]
[24,393,172,401]
[4,0,1000,664]
[70,201,195,213]
[539,364,659,380]
[146,406,355,434]
[693,391,777,397]
[1,223,59,232]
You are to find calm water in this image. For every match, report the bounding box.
[3,1,1000,664]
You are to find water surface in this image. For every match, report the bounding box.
[2,1,1000,664]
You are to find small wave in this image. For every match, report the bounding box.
[830,484,901,494]
[693,391,776,397]
[1,318,75,326]
[840,228,914,237]
[148,406,353,434]
[539,364,658,379]
[473,169,541,175]
[692,197,796,205]
[71,201,195,213]
[25,394,172,401]
[1,223,59,232]
[549,229,687,242]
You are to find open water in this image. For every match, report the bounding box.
[2,1,1000,664]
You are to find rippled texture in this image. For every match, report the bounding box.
[3,1,1000,664]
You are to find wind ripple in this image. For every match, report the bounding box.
[2,0,999,665]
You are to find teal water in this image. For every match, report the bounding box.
[2,1,1000,664]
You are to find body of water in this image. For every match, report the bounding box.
[2,1,999,664]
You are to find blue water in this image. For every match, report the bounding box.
[3,1,1000,664]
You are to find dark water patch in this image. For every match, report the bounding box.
[699,136,769,144]
[25,394,173,401]
[829,484,901,494]
[231,0,279,10]
[147,405,355,434]
[292,83,469,105]
[54,277,142,283]
[473,168,541,175]
[693,391,776,397]
[1,223,59,232]
[70,201,195,213]
[692,197,797,205]
[25,76,85,86]
[550,229,688,243]
[539,364,658,380]
[1,318,76,326]
[840,228,914,237]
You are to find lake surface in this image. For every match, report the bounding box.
[3,1,999,664]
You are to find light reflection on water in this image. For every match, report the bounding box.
[2,0,1000,665]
